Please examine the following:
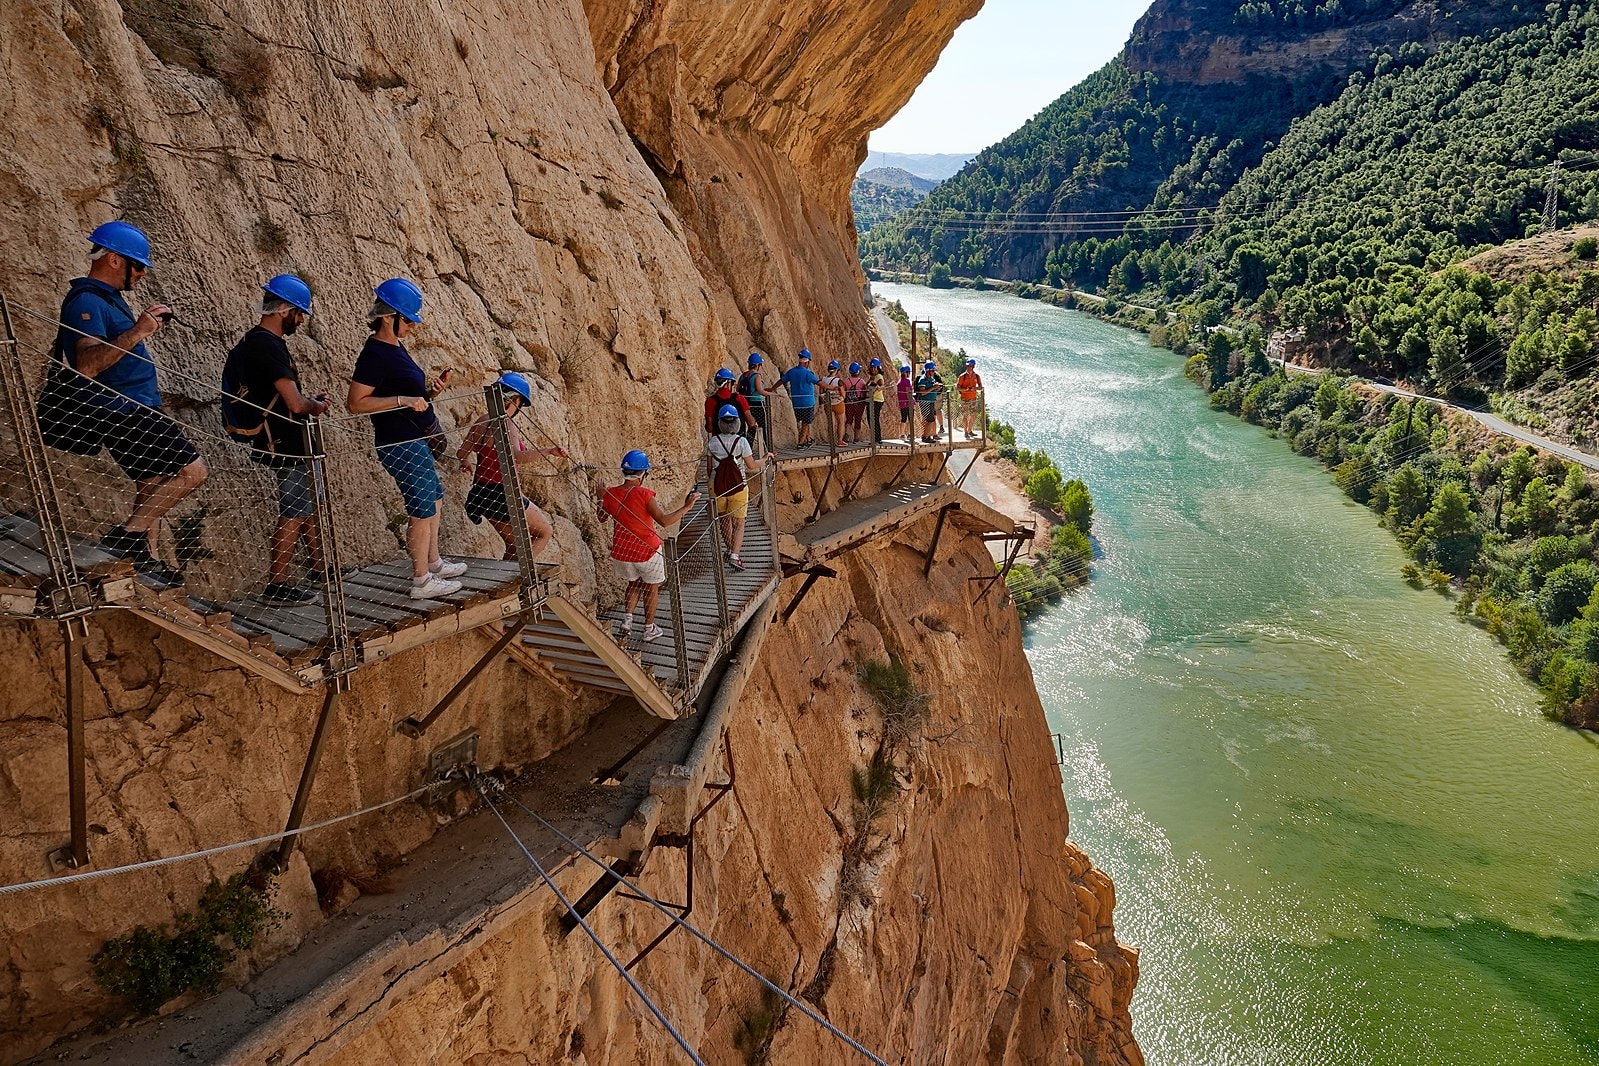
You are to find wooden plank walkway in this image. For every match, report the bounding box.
[0,510,533,692]
[781,481,1026,566]
[517,504,779,718]
[771,432,985,472]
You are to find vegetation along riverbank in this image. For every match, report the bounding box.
[1187,335,1599,730]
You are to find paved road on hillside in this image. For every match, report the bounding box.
[1277,360,1599,472]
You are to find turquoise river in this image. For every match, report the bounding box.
[877,282,1599,1066]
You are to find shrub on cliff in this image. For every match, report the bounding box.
[92,872,282,1014]
[927,263,954,289]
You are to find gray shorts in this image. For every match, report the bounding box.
[273,463,315,520]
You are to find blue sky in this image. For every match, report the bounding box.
[870,1,1150,155]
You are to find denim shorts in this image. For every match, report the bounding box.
[272,463,315,520]
[377,438,443,519]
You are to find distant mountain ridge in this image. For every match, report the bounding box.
[860,0,1546,282]
[857,151,974,182]
[857,167,938,193]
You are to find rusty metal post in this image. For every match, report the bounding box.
[705,496,730,639]
[275,684,342,868]
[763,462,780,571]
[923,505,952,577]
[663,536,689,689]
[0,292,87,610]
[305,415,354,683]
[56,620,89,868]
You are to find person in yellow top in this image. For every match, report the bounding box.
[866,357,888,443]
[957,357,984,439]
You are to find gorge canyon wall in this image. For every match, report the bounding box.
[0,0,1140,1061]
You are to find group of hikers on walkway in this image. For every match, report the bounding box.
[33,220,980,648]
[42,222,569,606]
[717,347,985,451]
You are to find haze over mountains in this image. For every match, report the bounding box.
[857,150,974,182]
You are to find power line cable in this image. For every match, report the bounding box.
[475,780,707,1066]
[491,784,891,1066]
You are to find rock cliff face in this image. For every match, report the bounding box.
[317,511,1139,1065]
[0,0,1138,1061]
[1125,0,1524,85]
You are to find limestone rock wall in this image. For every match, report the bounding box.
[321,514,1140,1066]
[1126,0,1525,86]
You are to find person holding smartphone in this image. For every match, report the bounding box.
[346,277,467,599]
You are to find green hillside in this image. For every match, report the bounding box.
[1188,5,1599,386]
[861,0,1554,298]
[859,57,1337,281]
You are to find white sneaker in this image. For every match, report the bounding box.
[411,575,462,599]
[430,558,468,579]
[614,618,633,638]
[642,623,663,642]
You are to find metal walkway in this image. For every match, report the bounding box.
[513,489,779,720]
[0,289,785,869]
[781,481,1027,566]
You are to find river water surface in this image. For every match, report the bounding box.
[876,282,1599,1066]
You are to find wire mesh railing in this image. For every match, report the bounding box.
[764,377,986,458]
[0,292,551,685]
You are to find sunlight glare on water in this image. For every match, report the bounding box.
[876,282,1599,1066]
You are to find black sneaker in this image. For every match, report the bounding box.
[261,581,317,605]
[98,525,144,559]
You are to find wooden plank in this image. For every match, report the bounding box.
[0,587,39,616]
[340,574,459,619]
[499,636,579,698]
[544,596,680,721]
[363,559,521,596]
[357,592,528,665]
[0,534,51,578]
[227,600,332,647]
[131,610,314,694]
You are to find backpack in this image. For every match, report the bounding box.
[220,356,285,451]
[845,376,868,403]
[710,435,745,498]
[738,370,761,399]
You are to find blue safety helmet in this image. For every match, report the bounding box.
[868,358,882,369]
[497,371,532,405]
[923,360,937,371]
[748,351,764,367]
[965,357,977,366]
[848,362,861,374]
[87,220,151,268]
[263,274,313,314]
[798,349,812,361]
[828,360,840,371]
[899,364,912,374]
[621,449,651,474]
[715,368,736,382]
[717,403,740,421]
[374,277,424,323]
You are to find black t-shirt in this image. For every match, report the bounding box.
[351,337,434,446]
[222,326,309,462]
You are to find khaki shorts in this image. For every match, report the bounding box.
[612,552,665,585]
[714,487,749,519]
